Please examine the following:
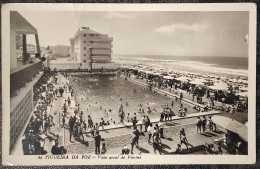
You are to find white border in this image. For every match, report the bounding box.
[1,3,257,165]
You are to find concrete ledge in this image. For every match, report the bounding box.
[84,110,222,133]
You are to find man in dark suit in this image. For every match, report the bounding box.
[95,132,101,154]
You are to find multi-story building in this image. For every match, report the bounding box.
[69,28,113,69]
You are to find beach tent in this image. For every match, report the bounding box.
[211,115,248,142]
[163,76,175,80]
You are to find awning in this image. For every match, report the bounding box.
[211,115,248,142]
[11,11,38,34]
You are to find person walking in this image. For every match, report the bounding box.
[180,133,189,149]
[94,132,101,154]
[147,123,153,144]
[153,127,162,155]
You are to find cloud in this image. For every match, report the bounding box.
[156,23,208,34]
[105,12,133,19]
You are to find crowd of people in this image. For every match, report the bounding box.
[22,70,65,155]
[119,67,248,113]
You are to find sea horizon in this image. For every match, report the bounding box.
[112,54,248,77]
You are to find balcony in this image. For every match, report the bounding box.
[89,37,112,42]
[91,49,111,55]
[89,43,113,49]
[10,60,43,96]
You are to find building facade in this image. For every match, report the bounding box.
[10,11,43,153]
[49,45,70,57]
[69,28,113,69]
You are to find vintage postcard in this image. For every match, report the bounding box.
[1,3,256,165]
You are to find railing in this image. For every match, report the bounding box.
[10,61,43,96]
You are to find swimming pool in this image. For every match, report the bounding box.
[70,74,199,124]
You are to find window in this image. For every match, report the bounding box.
[84,47,86,50]
[84,60,86,63]
[84,34,86,37]
[84,41,86,43]
[84,54,86,56]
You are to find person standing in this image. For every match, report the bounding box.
[231,105,236,115]
[208,116,216,131]
[101,118,105,130]
[133,126,140,146]
[141,116,146,132]
[158,120,164,138]
[68,117,74,142]
[160,112,165,122]
[145,116,150,132]
[94,132,101,154]
[202,116,207,132]
[196,117,202,133]
[120,111,125,124]
[180,92,183,102]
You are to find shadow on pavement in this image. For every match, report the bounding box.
[204,132,217,137]
[213,130,225,134]
[161,143,171,149]
[165,137,173,141]
[167,122,180,126]
[200,133,213,137]
[136,146,150,154]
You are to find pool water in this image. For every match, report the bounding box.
[70,74,198,124]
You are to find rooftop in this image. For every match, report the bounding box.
[69,28,101,41]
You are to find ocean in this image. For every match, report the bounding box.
[112,55,248,77]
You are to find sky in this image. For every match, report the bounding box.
[19,11,249,57]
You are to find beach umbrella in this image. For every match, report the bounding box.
[236,92,248,97]
[242,80,248,84]
[208,83,228,91]
[211,115,248,142]
[189,80,204,85]
[175,76,188,82]
[239,87,248,92]
[153,72,162,76]
[145,71,153,74]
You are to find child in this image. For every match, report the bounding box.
[101,142,107,154]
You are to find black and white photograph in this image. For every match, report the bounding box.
[1,3,256,165]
